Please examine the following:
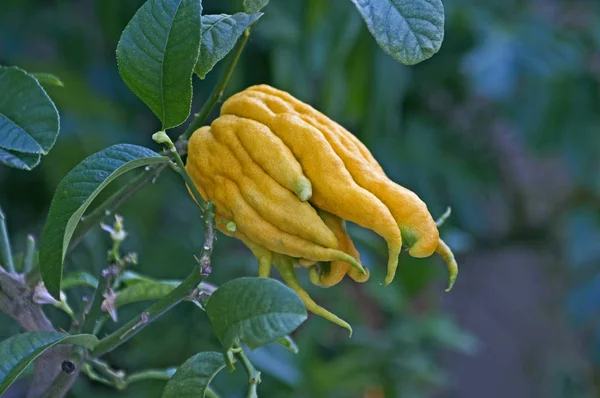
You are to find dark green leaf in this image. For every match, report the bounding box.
[62,271,99,289]
[0,147,40,170]
[161,352,226,398]
[115,280,178,307]
[195,13,262,79]
[0,66,59,169]
[243,0,269,13]
[117,271,183,288]
[206,277,307,349]
[0,332,98,395]
[118,270,161,286]
[116,0,202,129]
[31,73,64,87]
[39,144,169,298]
[351,0,444,65]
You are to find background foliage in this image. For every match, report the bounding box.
[1,0,599,397]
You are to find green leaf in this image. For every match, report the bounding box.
[0,147,40,170]
[118,270,161,286]
[195,13,262,79]
[39,144,169,299]
[161,352,226,398]
[115,280,178,308]
[206,277,307,349]
[62,271,99,289]
[116,0,202,129]
[351,0,445,65]
[243,0,269,13]
[0,332,98,395]
[31,73,64,87]
[117,270,182,287]
[0,66,59,169]
[275,335,298,354]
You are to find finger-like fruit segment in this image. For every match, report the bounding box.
[221,97,401,284]
[213,114,312,201]
[274,254,352,335]
[241,237,273,278]
[247,85,384,174]
[191,167,365,270]
[243,88,440,256]
[187,124,338,249]
[310,211,367,287]
[436,239,458,292]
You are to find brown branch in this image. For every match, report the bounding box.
[0,269,77,398]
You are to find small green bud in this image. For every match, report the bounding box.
[152,131,174,149]
[226,221,237,233]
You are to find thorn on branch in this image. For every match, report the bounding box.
[120,311,149,340]
[62,361,75,374]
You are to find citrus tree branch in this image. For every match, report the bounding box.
[0,205,15,273]
[179,28,252,141]
[67,28,252,253]
[91,202,216,358]
[69,164,168,254]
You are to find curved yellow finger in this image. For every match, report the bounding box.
[273,254,352,336]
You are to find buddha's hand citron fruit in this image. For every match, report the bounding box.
[185,84,459,331]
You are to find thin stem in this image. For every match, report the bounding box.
[39,357,82,398]
[82,271,108,334]
[82,360,174,390]
[197,202,216,274]
[54,298,75,320]
[60,27,253,255]
[180,28,252,141]
[88,359,126,389]
[235,345,261,398]
[0,205,15,273]
[126,368,175,384]
[81,363,113,387]
[22,234,36,274]
[91,203,216,358]
[170,146,208,211]
[69,164,167,253]
[91,267,201,358]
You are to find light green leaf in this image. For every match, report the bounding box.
[161,352,226,398]
[0,66,59,169]
[118,270,161,286]
[243,0,269,13]
[206,277,307,349]
[115,280,178,308]
[31,73,64,87]
[116,0,202,129]
[195,13,262,79]
[62,271,99,289]
[39,144,169,299]
[0,332,98,395]
[275,335,298,354]
[351,0,445,65]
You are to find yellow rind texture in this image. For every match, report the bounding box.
[186,129,366,271]
[309,211,368,287]
[185,84,460,332]
[213,114,312,202]
[221,94,402,284]
[187,122,337,249]
[221,85,455,287]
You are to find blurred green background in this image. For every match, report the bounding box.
[1,0,600,397]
